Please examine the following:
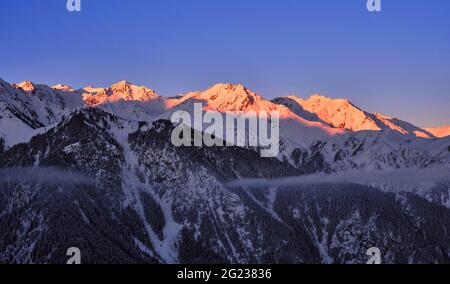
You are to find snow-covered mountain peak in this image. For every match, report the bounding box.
[110,80,159,100]
[209,82,250,93]
[110,80,133,93]
[82,81,160,106]
[16,81,36,92]
[277,94,381,132]
[112,79,132,86]
[303,94,356,111]
[274,94,438,139]
[174,83,290,115]
[190,83,258,101]
[52,84,74,92]
[82,85,105,94]
[308,93,343,101]
[163,84,346,153]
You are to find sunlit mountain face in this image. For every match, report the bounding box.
[0,77,449,264]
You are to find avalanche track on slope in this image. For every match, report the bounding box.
[114,124,182,263]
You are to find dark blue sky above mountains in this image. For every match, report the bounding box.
[1,0,449,127]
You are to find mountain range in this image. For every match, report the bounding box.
[0,77,449,264]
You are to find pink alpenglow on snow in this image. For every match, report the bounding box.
[425,126,450,138]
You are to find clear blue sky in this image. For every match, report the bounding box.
[1,0,449,127]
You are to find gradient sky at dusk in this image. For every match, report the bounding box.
[1,0,449,127]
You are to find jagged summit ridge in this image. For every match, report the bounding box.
[52,84,74,92]
[173,83,299,118]
[279,94,381,131]
[273,94,437,138]
[0,76,447,146]
[15,81,36,92]
[82,80,160,106]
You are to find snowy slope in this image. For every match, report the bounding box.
[326,130,450,171]
[13,81,84,125]
[0,102,36,146]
